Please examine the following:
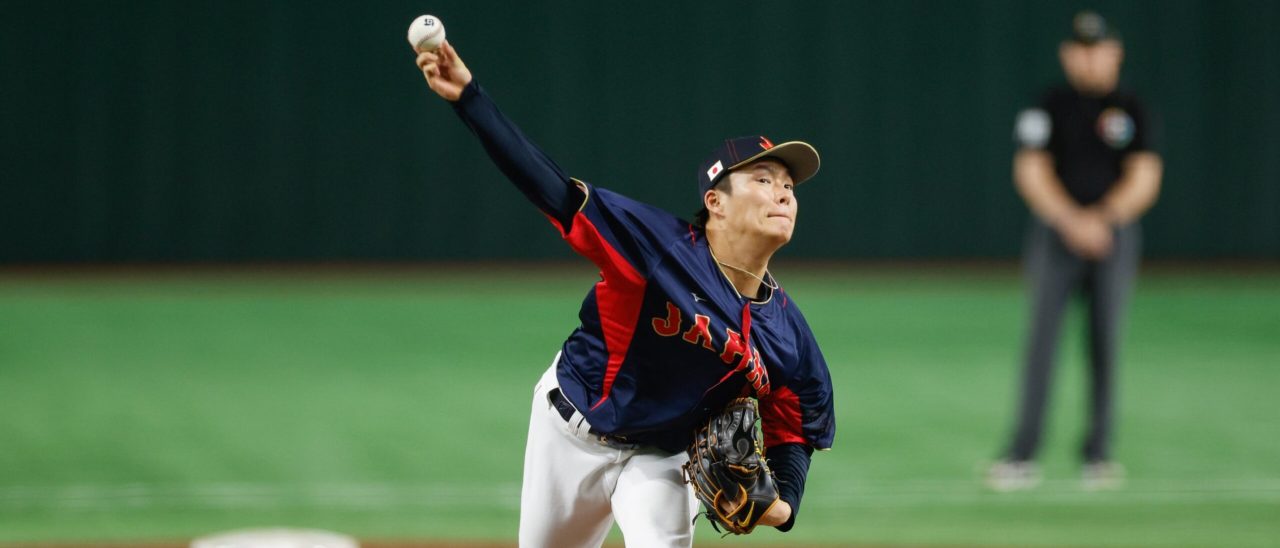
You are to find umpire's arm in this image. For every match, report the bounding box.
[1015,150,1114,260]
[1098,152,1163,225]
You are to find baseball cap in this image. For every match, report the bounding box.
[1069,10,1120,44]
[697,135,821,198]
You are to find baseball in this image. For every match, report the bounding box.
[408,15,446,52]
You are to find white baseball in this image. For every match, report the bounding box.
[407,15,446,52]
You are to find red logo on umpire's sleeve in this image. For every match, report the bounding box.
[759,137,774,150]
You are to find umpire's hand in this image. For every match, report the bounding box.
[1060,208,1114,260]
[415,40,472,102]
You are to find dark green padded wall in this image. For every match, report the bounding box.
[3,0,1276,261]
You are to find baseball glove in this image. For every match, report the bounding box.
[683,397,781,535]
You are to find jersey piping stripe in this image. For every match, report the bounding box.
[553,209,646,411]
[539,179,593,234]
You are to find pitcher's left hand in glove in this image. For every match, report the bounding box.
[683,397,781,534]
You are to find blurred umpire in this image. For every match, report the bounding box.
[988,11,1163,491]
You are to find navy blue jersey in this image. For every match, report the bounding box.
[551,183,836,454]
[450,80,835,530]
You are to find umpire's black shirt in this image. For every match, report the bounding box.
[1015,86,1154,205]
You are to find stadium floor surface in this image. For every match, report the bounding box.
[2,265,1277,547]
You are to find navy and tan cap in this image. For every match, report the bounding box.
[697,136,821,197]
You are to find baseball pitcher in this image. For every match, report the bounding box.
[415,37,836,547]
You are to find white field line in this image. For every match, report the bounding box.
[0,479,1278,511]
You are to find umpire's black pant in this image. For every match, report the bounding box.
[1006,219,1141,463]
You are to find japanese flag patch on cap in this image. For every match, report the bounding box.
[706,161,724,182]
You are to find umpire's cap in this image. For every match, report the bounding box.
[1070,11,1120,44]
[697,136,821,198]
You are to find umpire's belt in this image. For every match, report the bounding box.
[548,387,638,450]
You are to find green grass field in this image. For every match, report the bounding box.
[2,266,1277,547]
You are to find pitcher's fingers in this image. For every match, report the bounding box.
[442,40,461,64]
[416,51,440,70]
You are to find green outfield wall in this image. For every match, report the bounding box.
[3,0,1277,262]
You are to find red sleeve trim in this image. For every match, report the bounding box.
[759,385,806,448]
[553,210,646,411]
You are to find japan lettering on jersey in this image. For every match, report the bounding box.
[546,179,836,453]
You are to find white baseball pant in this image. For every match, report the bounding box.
[518,354,699,547]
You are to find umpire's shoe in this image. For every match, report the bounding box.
[984,460,1042,492]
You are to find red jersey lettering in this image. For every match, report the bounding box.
[682,314,715,350]
[652,301,682,337]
